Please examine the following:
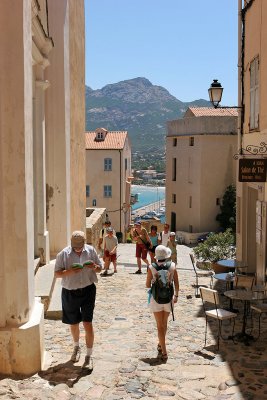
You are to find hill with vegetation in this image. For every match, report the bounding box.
[85,77,210,152]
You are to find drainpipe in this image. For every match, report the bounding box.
[119,149,122,235]
[238,0,242,154]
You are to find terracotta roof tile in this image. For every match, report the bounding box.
[187,107,238,117]
[85,130,128,150]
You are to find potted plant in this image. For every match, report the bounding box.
[193,229,236,273]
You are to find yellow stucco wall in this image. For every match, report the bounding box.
[166,134,237,233]
[86,137,132,236]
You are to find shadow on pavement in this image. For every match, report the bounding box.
[38,360,93,387]
[140,357,168,366]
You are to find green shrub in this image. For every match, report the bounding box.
[216,185,236,231]
[193,229,235,263]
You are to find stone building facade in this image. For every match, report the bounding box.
[236,0,267,281]
[0,0,85,375]
[85,128,132,241]
[166,107,237,239]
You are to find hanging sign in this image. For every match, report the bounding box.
[239,159,267,182]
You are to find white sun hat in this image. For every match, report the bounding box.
[155,245,172,261]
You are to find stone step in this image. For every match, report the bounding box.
[46,278,62,320]
[35,259,56,312]
[45,263,131,320]
[45,262,133,320]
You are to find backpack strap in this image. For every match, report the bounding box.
[152,261,172,271]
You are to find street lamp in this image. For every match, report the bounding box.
[208,79,223,108]
[208,79,242,110]
[208,79,267,161]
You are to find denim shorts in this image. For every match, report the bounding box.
[61,283,96,324]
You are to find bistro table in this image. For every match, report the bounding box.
[214,273,236,310]
[214,273,235,289]
[217,259,248,272]
[224,289,267,345]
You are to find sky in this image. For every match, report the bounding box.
[85,0,238,106]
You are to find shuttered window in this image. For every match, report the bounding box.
[104,185,112,197]
[104,158,112,171]
[172,158,176,181]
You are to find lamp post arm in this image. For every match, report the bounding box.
[217,106,242,109]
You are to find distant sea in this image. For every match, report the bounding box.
[131,185,165,211]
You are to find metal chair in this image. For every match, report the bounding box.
[200,287,237,350]
[234,274,255,290]
[190,254,214,297]
[250,302,267,339]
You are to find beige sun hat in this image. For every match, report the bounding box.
[155,245,172,261]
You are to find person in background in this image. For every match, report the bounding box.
[126,225,133,243]
[103,227,118,275]
[146,245,179,361]
[158,223,170,247]
[98,220,115,261]
[54,231,102,369]
[166,232,178,266]
[131,221,151,274]
[148,225,159,263]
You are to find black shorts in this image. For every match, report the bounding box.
[150,245,157,254]
[61,283,96,324]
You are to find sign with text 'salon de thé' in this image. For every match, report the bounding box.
[239,158,267,182]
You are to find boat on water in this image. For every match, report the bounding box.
[147,210,161,218]
[157,206,165,216]
[130,193,139,205]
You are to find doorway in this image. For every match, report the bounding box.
[247,187,257,273]
[171,211,176,232]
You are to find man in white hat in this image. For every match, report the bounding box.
[166,232,178,265]
[54,230,102,369]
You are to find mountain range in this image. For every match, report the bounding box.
[85,77,210,151]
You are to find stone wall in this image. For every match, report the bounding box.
[86,208,106,250]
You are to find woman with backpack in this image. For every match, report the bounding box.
[146,245,179,361]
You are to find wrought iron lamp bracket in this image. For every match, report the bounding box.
[234,142,267,160]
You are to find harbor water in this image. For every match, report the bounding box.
[131,185,165,210]
[131,185,165,222]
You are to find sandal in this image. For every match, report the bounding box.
[157,344,162,354]
[161,353,168,361]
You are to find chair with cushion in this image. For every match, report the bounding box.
[200,287,237,350]
[190,254,214,297]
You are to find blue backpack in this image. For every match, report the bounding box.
[151,261,174,304]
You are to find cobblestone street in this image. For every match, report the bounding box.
[0,244,266,400]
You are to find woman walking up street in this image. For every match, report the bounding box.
[148,225,159,263]
[146,245,179,361]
